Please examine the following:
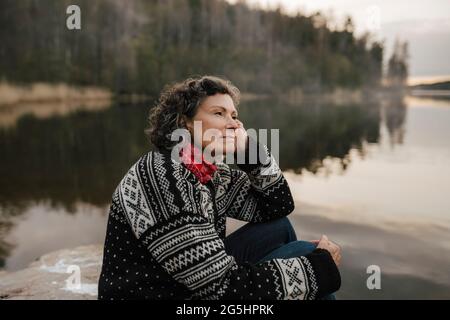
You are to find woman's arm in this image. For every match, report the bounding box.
[116,152,340,300]
[223,138,296,223]
[140,210,340,300]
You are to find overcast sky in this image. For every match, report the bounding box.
[227,0,450,83]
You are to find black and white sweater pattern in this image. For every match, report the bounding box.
[98,146,341,300]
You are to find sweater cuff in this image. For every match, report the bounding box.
[305,248,341,298]
[236,136,270,173]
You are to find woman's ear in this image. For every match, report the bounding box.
[181,116,192,131]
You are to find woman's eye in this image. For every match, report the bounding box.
[215,112,222,116]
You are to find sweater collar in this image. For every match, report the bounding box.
[179,142,218,184]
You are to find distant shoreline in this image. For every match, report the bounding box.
[4,81,439,110]
[0,82,112,107]
[408,80,450,99]
[0,81,384,107]
[408,76,450,86]
[409,89,450,98]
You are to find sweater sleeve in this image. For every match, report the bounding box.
[140,211,340,300]
[224,139,296,223]
[116,152,340,300]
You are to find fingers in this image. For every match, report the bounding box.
[315,235,342,266]
[334,253,341,266]
[329,241,341,256]
[328,247,341,266]
[236,119,244,126]
[234,125,248,153]
[330,244,341,266]
[235,119,245,129]
[316,235,329,246]
[316,235,329,249]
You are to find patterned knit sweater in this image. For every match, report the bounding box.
[98,145,341,300]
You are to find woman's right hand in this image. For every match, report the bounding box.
[311,235,342,267]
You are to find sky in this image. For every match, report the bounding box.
[226,0,450,84]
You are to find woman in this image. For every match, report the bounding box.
[98,75,341,300]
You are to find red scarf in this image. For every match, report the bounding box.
[179,143,218,184]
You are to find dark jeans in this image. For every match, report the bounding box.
[224,217,336,300]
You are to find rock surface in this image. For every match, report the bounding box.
[0,244,103,300]
[0,219,246,300]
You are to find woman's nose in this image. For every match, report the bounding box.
[226,117,239,129]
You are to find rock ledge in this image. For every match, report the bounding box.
[0,244,103,300]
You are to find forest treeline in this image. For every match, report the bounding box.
[0,0,385,95]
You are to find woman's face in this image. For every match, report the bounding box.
[185,93,242,155]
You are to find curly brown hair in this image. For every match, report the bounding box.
[146,75,240,150]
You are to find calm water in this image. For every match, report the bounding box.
[0,95,449,299]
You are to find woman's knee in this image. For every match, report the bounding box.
[268,217,298,243]
[259,240,316,262]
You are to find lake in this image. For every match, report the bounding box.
[0,94,449,299]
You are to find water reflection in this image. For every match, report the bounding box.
[0,98,386,211]
[1,95,449,299]
[238,98,382,174]
[383,95,407,146]
[1,202,108,270]
[0,102,151,210]
[0,99,111,129]
[289,205,450,299]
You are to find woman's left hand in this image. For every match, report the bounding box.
[310,236,342,267]
[234,120,248,154]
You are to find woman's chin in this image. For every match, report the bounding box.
[202,142,236,160]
